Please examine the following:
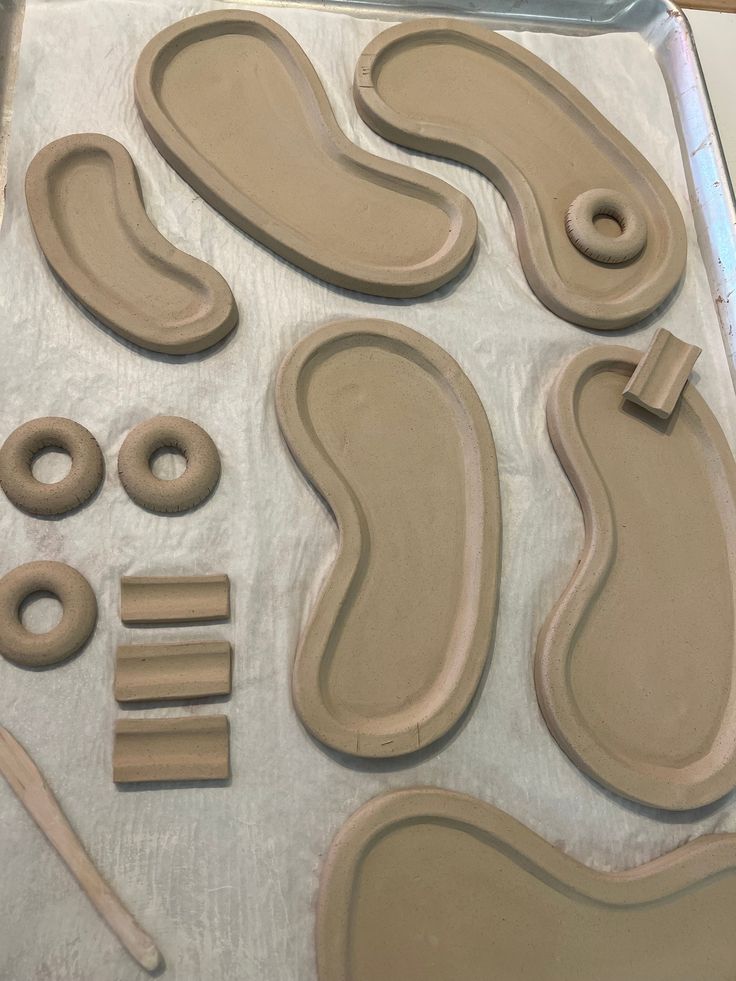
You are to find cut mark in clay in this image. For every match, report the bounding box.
[25,133,238,354]
[115,641,232,702]
[354,20,687,329]
[276,319,500,758]
[536,344,736,809]
[113,715,230,783]
[623,327,701,419]
[134,11,477,298]
[120,574,230,625]
[318,787,736,981]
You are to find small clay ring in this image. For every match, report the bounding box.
[565,189,647,265]
[118,416,221,514]
[0,417,104,516]
[0,561,97,667]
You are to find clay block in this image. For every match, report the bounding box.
[120,575,230,625]
[113,715,230,783]
[623,328,701,418]
[115,641,232,702]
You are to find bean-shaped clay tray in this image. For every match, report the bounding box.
[536,344,736,810]
[354,19,687,329]
[276,319,500,758]
[317,787,736,980]
[134,11,477,299]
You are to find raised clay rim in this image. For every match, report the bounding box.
[134,10,478,298]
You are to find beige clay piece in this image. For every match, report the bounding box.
[134,11,477,298]
[120,574,230,625]
[354,20,687,329]
[276,319,500,758]
[623,327,701,419]
[113,715,230,783]
[25,133,237,354]
[318,787,736,980]
[115,641,232,702]
[536,344,736,809]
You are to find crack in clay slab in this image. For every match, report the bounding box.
[536,344,736,810]
[120,574,230,625]
[275,319,500,758]
[25,134,238,355]
[317,787,736,980]
[134,11,477,298]
[115,641,232,702]
[354,19,687,329]
[113,715,230,783]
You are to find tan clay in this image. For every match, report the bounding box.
[623,327,701,418]
[115,641,232,702]
[536,344,736,809]
[25,133,237,354]
[276,319,500,758]
[354,20,687,329]
[318,787,736,980]
[134,11,477,298]
[113,715,230,783]
[120,574,230,625]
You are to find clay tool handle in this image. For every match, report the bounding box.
[0,725,161,972]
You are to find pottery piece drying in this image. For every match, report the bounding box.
[115,640,232,702]
[113,715,230,783]
[536,343,736,809]
[120,574,230,625]
[25,133,237,354]
[134,10,477,298]
[354,19,687,329]
[0,417,103,516]
[0,561,97,667]
[0,725,161,971]
[317,787,736,980]
[623,327,701,419]
[118,415,220,514]
[276,319,500,758]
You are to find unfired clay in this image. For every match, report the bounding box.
[115,641,232,702]
[113,715,230,783]
[623,327,701,418]
[120,574,230,625]
[354,20,687,329]
[25,133,237,354]
[536,344,736,809]
[276,319,500,758]
[318,787,736,980]
[134,11,477,298]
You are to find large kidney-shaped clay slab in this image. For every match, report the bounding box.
[537,344,736,809]
[134,11,477,298]
[276,319,500,757]
[318,787,736,980]
[355,19,687,329]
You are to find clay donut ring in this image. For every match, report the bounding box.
[565,189,647,265]
[0,561,97,667]
[0,417,104,516]
[118,416,221,514]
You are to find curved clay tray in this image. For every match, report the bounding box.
[317,787,736,980]
[537,344,736,810]
[275,319,500,758]
[134,11,477,298]
[354,20,687,329]
[25,134,237,355]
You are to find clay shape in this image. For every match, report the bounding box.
[25,133,237,354]
[275,319,500,758]
[354,19,687,329]
[134,11,477,298]
[113,715,230,783]
[0,726,161,972]
[115,641,232,702]
[0,561,97,667]
[118,415,220,514]
[120,574,230,625]
[317,787,736,980]
[536,344,736,809]
[0,417,103,516]
[623,327,701,419]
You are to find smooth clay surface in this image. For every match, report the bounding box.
[623,327,701,419]
[536,344,736,809]
[120,574,230,625]
[134,11,477,298]
[354,19,687,328]
[25,133,238,354]
[317,787,736,981]
[276,319,500,758]
[115,641,232,702]
[113,715,230,783]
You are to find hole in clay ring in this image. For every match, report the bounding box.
[565,188,647,265]
[0,561,97,667]
[0,417,104,516]
[117,415,221,514]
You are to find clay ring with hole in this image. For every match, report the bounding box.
[565,188,647,265]
[0,417,104,516]
[0,561,97,667]
[118,416,220,514]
